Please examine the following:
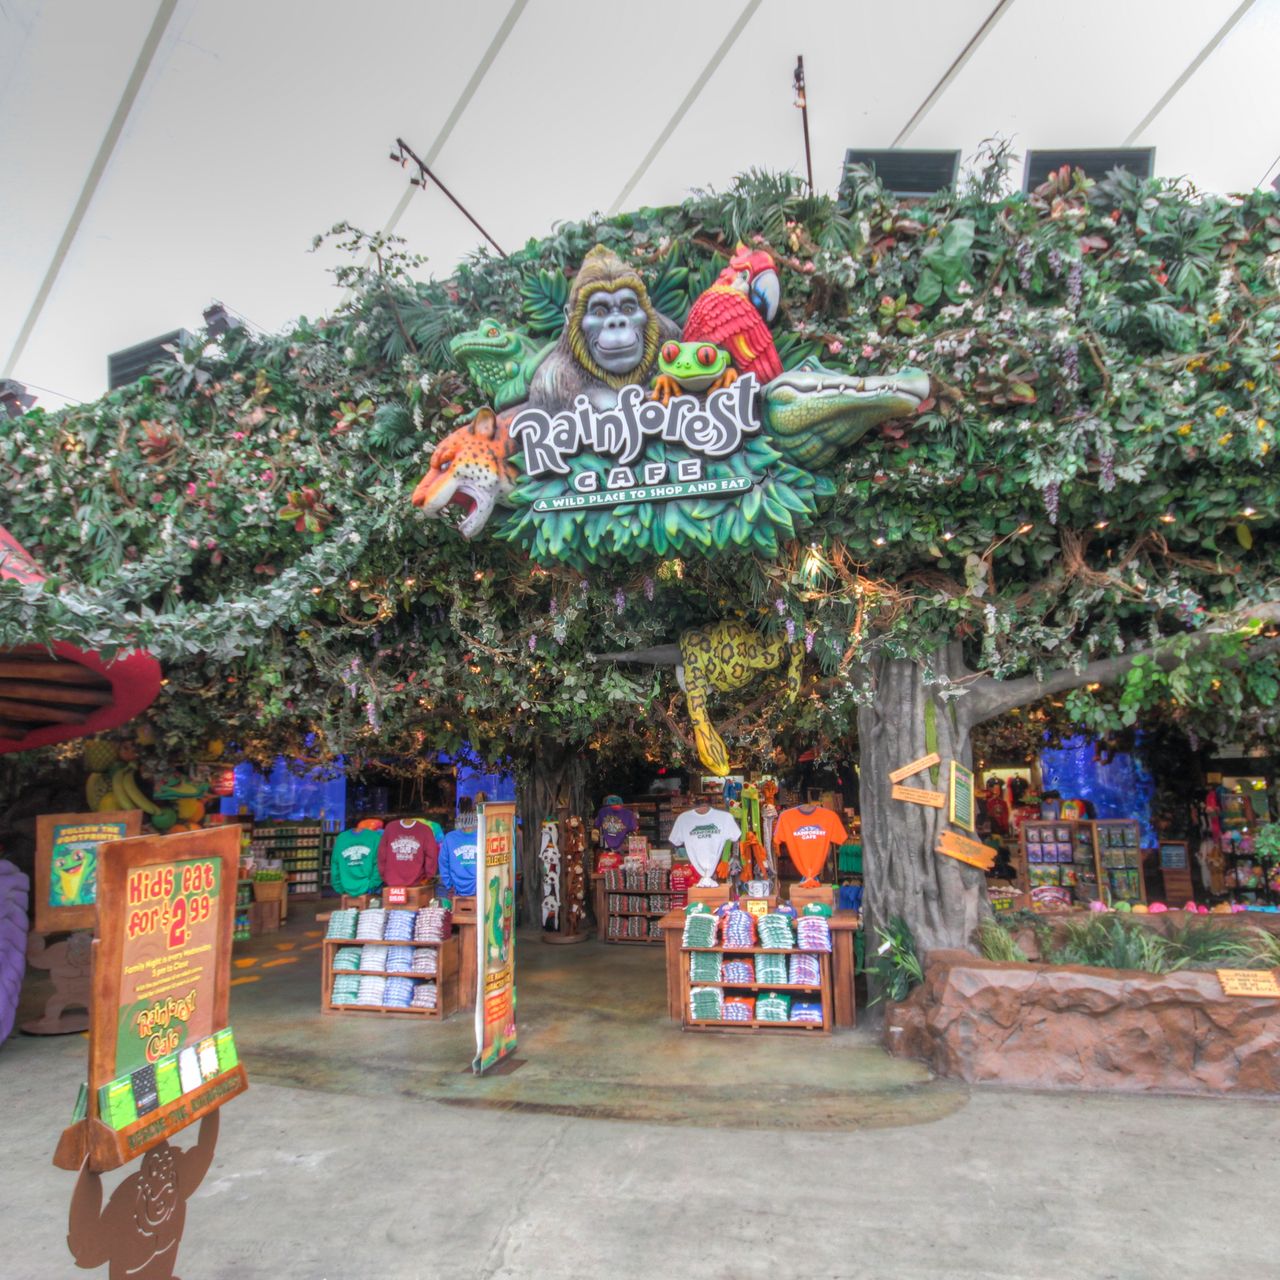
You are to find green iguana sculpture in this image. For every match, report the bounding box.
[449,319,555,411]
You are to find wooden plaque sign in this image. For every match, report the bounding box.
[949,762,976,833]
[888,753,941,785]
[35,810,142,933]
[891,784,946,809]
[53,827,247,1172]
[936,830,996,871]
[1217,969,1280,999]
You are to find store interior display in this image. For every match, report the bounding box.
[773,803,848,886]
[667,801,741,887]
[250,820,323,904]
[376,817,439,890]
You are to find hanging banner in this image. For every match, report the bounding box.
[53,827,247,1172]
[473,800,518,1073]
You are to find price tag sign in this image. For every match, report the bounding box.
[385,886,408,906]
[1217,969,1280,998]
[744,899,769,919]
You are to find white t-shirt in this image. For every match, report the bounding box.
[668,808,742,886]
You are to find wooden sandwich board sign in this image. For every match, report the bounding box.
[888,753,941,785]
[53,827,247,1172]
[1217,969,1280,999]
[891,784,946,809]
[35,810,142,933]
[936,831,997,871]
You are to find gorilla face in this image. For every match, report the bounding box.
[581,287,647,374]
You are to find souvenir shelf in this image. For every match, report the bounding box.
[1017,819,1100,909]
[320,935,460,1019]
[1094,819,1146,907]
[600,869,673,945]
[679,946,832,1035]
[250,821,323,902]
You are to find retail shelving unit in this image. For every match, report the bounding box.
[1093,819,1146,906]
[600,870,672,944]
[320,935,460,1019]
[679,946,832,1035]
[1017,819,1100,908]
[250,821,323,903]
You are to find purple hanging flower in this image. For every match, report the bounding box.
[1016,241,1033,290]
[1047,248,1063,278]
[614,588,626,615]
[1067,261,1083,311]
[804,628,815,653]
[1062,342,1079,388]
[1099,448,1115,492]
[785,618,796,643]
[580,578,589,594]
[364,701,380,732]
[549,596,558,617]
[643,575,655,601]
[774,599,787,616]
[1043,480,1060,525]
[528,634,537,653]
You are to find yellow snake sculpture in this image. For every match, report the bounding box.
[595,621,804,776]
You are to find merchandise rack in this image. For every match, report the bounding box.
[320,935,460,1019]
[600,876,673,946]
[680,945,832,1034]
[251,820,323,902]
[1094,819,1146,907]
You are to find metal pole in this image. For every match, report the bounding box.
[794,56,814,192]
[392,137,508,260]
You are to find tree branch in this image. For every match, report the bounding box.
[965,602,1280,725]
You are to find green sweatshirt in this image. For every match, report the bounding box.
[330,829,383,896]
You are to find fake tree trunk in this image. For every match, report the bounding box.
[518,741,588,920]
[857,644,987,959]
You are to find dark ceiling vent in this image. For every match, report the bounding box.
[1023,147,1155,191]
[841,149,960,197]
[107,329,191,390]
[0,379,37,418]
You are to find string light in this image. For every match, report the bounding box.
[1158,509,1176,524]
[942,529,955,541]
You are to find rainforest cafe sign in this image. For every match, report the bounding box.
[510,375,761,490]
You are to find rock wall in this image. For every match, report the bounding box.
[885,950,1280,1096]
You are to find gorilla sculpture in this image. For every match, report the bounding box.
[528,245,679,412]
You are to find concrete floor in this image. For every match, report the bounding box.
[4,905,1279,1279]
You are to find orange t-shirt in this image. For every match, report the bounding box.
[774,806,848,885]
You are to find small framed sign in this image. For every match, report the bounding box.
[35,810,142,933]
[949,763,975,833]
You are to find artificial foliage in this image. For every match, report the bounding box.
[2,148,1280,795]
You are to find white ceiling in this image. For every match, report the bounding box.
[3,0,1276,409]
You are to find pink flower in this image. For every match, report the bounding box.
[827,339,844,355]
[802,262,815,274]
[861,345,875,359]
[186,482,197,497]
[232,431,246,440]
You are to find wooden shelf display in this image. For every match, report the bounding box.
[680,945,832,1034]
[599,868,675,944]
[1017,819,1100,909]
[320,936,460,1019]
[1094,819,1146,906]
[250,821,323,901]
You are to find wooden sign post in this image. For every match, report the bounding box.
[53,827,247,1173]
[888,753,941,785]
[891,784,946,809]
[936,830,997,871]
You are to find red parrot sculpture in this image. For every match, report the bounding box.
[683,243,783,385]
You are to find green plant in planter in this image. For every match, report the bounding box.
[1162,917,1270,970]
[867,916,924,1004]
[251,869,285,882]
[976,919,1028,964]
[1051,917,1175,974]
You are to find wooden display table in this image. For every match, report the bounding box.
[659,905,860,1029]
[452,898,477,1008]
[321,934,460,1019]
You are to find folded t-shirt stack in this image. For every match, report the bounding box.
[331,973,361,1004]
[682,911,718,949]
[754,952,788,985]
[414,907,450,943]
[356,909,387,941]
[383,976,415,1008]
[788,953,821,987]
[385,946,414,974]
[756,991,792,1022]
[757,913,795,950]
[791,1000,824,1024]
[411,948,439,976]
[721,958,754,985]
[689,986,724,1022]
[723,996,755,1021]
[796,915,832,952]
[411,981,438,1009]
[355,975,386,1006]
[721,908,756,949]
[689,951,722,983]
[358,944,388,973]
[332,946,362,972]
[384,910,416,942]
[325,909,358,940]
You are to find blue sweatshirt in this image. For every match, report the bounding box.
[438,828,478,897]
